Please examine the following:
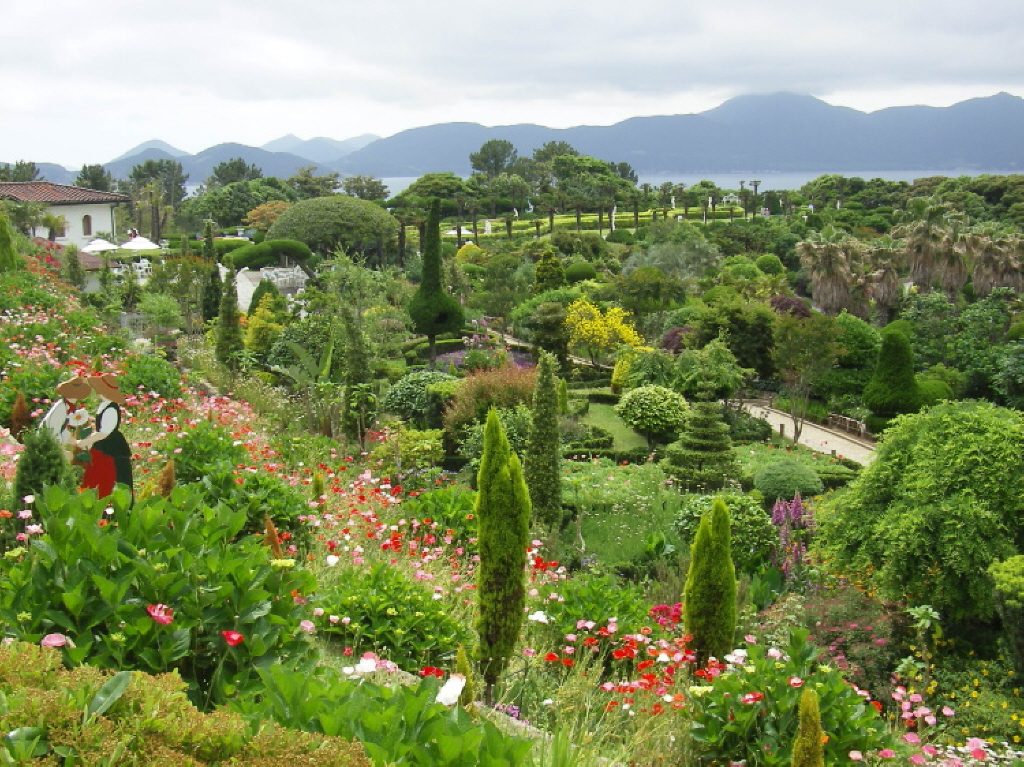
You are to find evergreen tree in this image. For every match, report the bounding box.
[339,304,375,440]
[247,278,281,315]
[215,257,244,370]
[683,497,737,665]
[791,687,825,767]
[202,261,223,322]
[525,352,562,528]
[202,220,216,262]
[533,247,565,293]
[0,212,19,273]
[474,409,531,705]
[557,377,570,416]
[662,402,740,492]
[64,246,85,289]
[863,327,923,430]
[408,199,464,367]
[10,427,73,511]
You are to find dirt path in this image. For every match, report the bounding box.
[742,403,877,465]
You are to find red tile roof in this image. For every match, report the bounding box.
[0,181,129,205]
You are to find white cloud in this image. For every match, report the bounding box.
[2,0,1022,167]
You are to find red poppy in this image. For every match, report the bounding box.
[221,630,244,646]
[419,667,445,678]
[740,691,765,704]
[146,603,174,625]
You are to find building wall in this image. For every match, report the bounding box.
[50,203,120,249]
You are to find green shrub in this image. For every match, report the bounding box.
[863,328,922,417]
[722,407,773,442]
[753,459,824,504]
[989,555,1024,677]
[0,485,319,709]
[368,426,446,493]
[614,385,688,447]
[564,260,598,284]
[754,253,785,275]
[674,493,775,575]
[916,375,953,406]
[1005,321,1024,342]
[214,239,250,259]
[381,370,456,428]
[605,228,635,245]
[313,562,471,670]
[120,353,184,401]
[536,572,651,638]
[458,405,532,472]
[265,238,312,262]
[162,419,247,485]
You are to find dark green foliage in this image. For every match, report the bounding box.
[816,401,1024,626]
[863,328,922,418]
[201,220,216,261]
[674,493,776,575]
[64,247,85,288]
[9,427,73,518]
[684,498,737,665]
[605,228,635,245]
[916,375,954,406]
[408,200,465,365]
[474,410,531,700]
[525,352,562,528]
[381,370,456,428]
[265,194,398,256]
[201,261,221,322]
[214,239,249,259]
[790,688,825,767]
[662,402,741,492]
[563,259,598,284]
[755,253,785,275]
[533,248,566,293]
[691,299,776,379]
[989,555,1024,677]
[722,407,773,443]
[753,459,824,504]
[165,420,247,485]
[0,212,19,273]
[214,263,244,370]
[247,278,280,315]
[120,353,184,401]
[614,385,689,448]
[228,242,273,270]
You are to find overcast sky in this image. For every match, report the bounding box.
[3,0,1023,169]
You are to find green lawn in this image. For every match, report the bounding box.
[580,402,649,451]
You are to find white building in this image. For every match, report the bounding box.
[0,181,129,249]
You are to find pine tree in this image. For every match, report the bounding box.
[408,199,465,367]
[790,687,825,767]
[683,497,737,666]
[215,257,244,370]
[475,409,531,705]
[662,402,740,492]
[533,247,565,293]
[65,246,85,289]
[557,377,569,416]
[10,427,73,510]
[525,352,562,528]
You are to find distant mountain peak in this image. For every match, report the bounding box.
[110,139,188,163]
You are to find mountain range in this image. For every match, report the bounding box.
[12,93,1024,186]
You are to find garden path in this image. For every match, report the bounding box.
[742,404,877,465]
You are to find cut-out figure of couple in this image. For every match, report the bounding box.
[41,372,133,501]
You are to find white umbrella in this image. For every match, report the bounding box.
[120,236,161,251]
[81,238,119,253]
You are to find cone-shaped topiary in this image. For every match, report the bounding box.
[791,687,826,767]
[215,257,244,370]
[408,199,465,367]
[474,409,531,704]
[683,497,737,666]
[525,352,562,528]
[533,248,565,293]
[10,427,73,513]
[863,328,922,422]
[662,401,740,492]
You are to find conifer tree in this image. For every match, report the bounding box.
[791,687,825,767]
[202,220,216,262]
[663,401,740,492]
[533,247,565,293]
[10,427,73,511]
[65,246,85,289]
[202,261,222,322]
[683,497,737,665]
[0,212,19,273]
[408,198,464,367]
[525,352,562,528]
[557,377,570,416]
[339,304,375,440]
[863,327,922,430]
[215,257,244,370]
[474,409,531,705]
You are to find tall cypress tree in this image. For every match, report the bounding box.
[683,497,737,666]
[202,220,216,261]
[791,687,826,767]
[408,198,464,367]
[215,257,244,370]
[202,262,223,322]
[525,352,562,528]
[0,212,19,273]
[475,409,531,704]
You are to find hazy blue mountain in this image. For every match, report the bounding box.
[262,134,379,162]
[111,139,189,162]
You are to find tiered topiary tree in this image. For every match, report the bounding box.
[790,687,826,767]
[525,352,562,529]
[683,497,737,666]
[474,409,531,705]
[662,401,740,492]
[215,257,244,370]
[408,199,465,367]
[863,327,923,433]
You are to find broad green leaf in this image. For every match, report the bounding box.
[87,671,132,718]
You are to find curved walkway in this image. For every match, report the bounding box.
[742,403,877,465]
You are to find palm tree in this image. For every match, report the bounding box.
[866,235,905,326]
[893,196,966,295]
[968,224,1022,298]
[797,226,857,316]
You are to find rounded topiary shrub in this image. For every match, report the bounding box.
[606,228,635,245]
[916,376,954,407]
[754,458,824,505]
[755,253,785,275]
[564,260,598,284]
[614,385,689,447]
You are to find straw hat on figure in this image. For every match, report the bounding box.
[40,372,93,463]
[72,374,134,502]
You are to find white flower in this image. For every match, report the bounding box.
[68,409,90,427]
[527,610,549,624]
[355,656,377,674]
[435,673,466,706]
[325,555,340,567]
